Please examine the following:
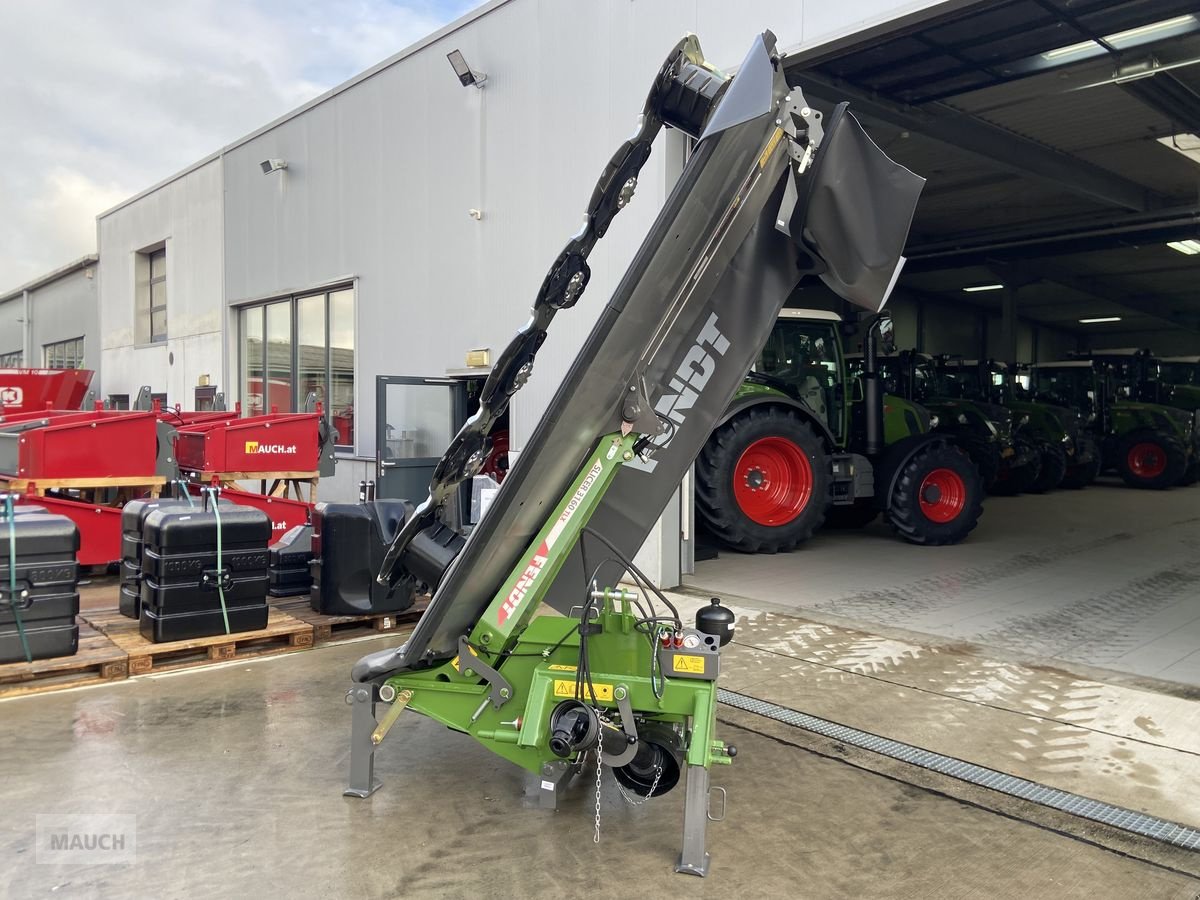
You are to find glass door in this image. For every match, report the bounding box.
[375,376,460,501]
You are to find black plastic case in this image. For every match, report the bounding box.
[268,524,313,597]
[119,498,193,619]
[0,513,81,663]
[139,506,271,642]
[310,500,415,616]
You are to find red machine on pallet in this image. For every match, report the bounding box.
[175,411,333,540]
[0,369,93,414]
[0,410,159,480]
[174,412,324,473]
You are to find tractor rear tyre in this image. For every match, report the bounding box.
[1060,436,1101,489]
[1115,431,1188,489]
[696,408,830,553]
[1030,442,1067,493]
[989,436,1041,496]
[887,443,983,546]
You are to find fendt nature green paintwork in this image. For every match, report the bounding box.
[1030,358,1198,489]
[937,358,1101,492]
[696,309,984,551]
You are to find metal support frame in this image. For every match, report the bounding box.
[344,684,382,799]
[675,765,711,876]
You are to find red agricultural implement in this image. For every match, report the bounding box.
[0,368,93,413]
[0,374,336,565]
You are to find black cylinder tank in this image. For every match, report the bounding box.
[695,597,735,647]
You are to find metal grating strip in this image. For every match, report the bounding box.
[717,688,1200,852]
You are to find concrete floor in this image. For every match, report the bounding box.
[3,634,1199,898]
[689,479,1200,687]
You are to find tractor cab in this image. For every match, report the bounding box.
[751,309,846,441]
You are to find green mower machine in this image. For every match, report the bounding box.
[344,32,924,876]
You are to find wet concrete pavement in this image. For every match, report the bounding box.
[3,632,1198,899]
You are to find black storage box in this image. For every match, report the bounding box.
[310,500,415,616]
[139,506,271,642]
[0,512,81,663]
[119,498,194,619]
[268,524,313,597]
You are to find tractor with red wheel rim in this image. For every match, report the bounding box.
[1029,358,1196,489]
[695,309,985,552]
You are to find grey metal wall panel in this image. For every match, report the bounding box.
[221,0,939,457]
[98,158,224,405]
[28,267,98,367]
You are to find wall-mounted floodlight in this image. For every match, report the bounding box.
[260,159,288,175]
[447,49,487,88]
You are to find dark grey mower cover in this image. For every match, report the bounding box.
[353,33,923,681]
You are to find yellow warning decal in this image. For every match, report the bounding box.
[547,664,577,672]
[757,127,784,169]
[553,679,613,702]
[672,654,706,674]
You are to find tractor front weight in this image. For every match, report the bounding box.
[346,433,735,875]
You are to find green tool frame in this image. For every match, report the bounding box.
[345,432,731,875]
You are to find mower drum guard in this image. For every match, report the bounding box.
[347,30,923,876]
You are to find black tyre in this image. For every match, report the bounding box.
[960,436,1000,491]
[886,443,984,546]
[824,503,879,529]
[1114,430,1188,490]
[696,408,830,553]
[1030,442,1067,493]
[989,436,1041,496]
[1060,436,1101,489]
[1178,459,1200,487]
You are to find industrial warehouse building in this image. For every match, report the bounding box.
[4,0,1200,895]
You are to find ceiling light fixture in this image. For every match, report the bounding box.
[1078,316,1123,324]
[963,283,1004,293]
[1157,134,1200,167]
[1167,239,1200,255]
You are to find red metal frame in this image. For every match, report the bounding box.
[0,369,93,413]
[19,494,125,566]
[175,413,322,474]
[0,410,159,480]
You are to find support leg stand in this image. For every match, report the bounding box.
[675,764,711,876]
[525,759,576,810]
[344,684,383,798]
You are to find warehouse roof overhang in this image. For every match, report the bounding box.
[786,1,1200,336]
[0,254,98,305]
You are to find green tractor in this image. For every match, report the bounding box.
[988,361,1101,489]
[1076,348,1200,485]
[934,357,1099,492]
[861,351,1041,495]
[695,309,984,551]
[1029,358,1197,489]
[1159,356,1200,409]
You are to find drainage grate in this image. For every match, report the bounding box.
[717,688,1200,852]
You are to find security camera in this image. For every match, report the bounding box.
[260,159,288,174]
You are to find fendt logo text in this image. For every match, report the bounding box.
[631,311,730,473]
[244,441,298,454]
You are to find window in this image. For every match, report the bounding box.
[136,245,168,343]
[44,337,84,369]
[238,286,355,448]
[0,350,21,367]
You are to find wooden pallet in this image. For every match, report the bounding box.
[1,476,166,496]
[83,607,313,675]
[0,621,128,699]
[271,596,428,643]
[182,470,319,503]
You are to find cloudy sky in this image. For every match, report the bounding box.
[0,0,474,290]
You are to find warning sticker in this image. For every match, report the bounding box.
[547,664,577,672]
[553,679,612,702]
[672,654,706,675]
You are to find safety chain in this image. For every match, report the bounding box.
[614,763,663,807]
[593,746,603,844]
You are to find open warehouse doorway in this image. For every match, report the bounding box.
[685,1,1200,689]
